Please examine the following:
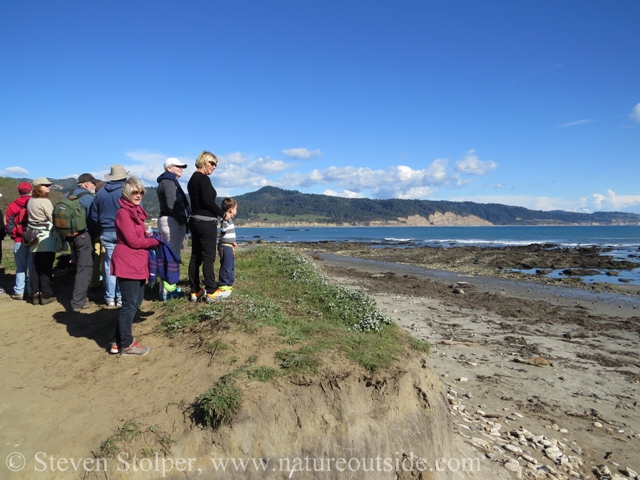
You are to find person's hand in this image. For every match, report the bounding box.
[233,243,238,248]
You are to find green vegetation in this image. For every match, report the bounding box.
[97,421,175,459]
[409,337,431,354]
[154,244,430,430]
[193,377,243,429]
[247,366,279,382]
[249,213,331,223]
[98,421,141,457]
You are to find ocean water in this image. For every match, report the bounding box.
[237,225,640,285]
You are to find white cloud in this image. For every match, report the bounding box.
[276,158,469,199]
[247,157,291,175]
[323,189,365,198]
[630,103,640,123]
[454,150,497,175]
[586,190,640,211]
[282,148,322,159]
[0,166,29,176]
[559,119,593,128]
[103,149,494,201]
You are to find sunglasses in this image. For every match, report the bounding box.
[131,190,145,196]
[208,162,218,167]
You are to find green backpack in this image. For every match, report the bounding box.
[53,192,91,237]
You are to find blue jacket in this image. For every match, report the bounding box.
[72,187,95,218]
[89,181,124,235]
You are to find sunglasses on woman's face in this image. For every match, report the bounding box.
[208,162,217,168]
[131,190,145,196]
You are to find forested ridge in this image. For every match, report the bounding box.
[2,179,639,226]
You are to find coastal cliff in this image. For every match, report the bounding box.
[158,359,458,480]
[241,212,493,227]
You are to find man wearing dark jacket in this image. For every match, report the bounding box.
[89,164,128,307]
[68,173,96,311]
[157,158,190,261]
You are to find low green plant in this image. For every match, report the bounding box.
[193,378,243,429]
[247,366,279,382]
[276,347,320,373]
[97,421,141,458]
[409,337,431,353]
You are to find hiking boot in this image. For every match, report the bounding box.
[190,289,205,303]
[30,292,41,305]
[121,340,151,356]
[72,300,96,312]
[40,296,57,306]
[109,343,119,354]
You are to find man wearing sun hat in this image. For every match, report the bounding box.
[4,182,34,299]
[89,164,129,307]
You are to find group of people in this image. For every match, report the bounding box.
[2,151,239,356]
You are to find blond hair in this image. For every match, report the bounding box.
[195,151,218,169]
[122,177,146,202]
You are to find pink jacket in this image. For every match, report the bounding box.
[111,198,159,280]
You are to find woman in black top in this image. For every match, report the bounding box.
[187,151,230,303]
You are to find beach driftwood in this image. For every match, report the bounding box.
[438,339,487,348]
[513,357,552,367]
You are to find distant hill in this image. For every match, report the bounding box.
[2,179,639,226]
[233,186,640,226]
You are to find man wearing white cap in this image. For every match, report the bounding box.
[156,158,191,299]
[157,158,190,260]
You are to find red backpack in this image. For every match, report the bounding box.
[9,204,29,240]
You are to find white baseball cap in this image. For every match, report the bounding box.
[164,157,188,169]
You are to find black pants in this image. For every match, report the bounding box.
[70,232,93,309]
[113,278,145,348]
[31,251,55,298]
[188,218,218,294]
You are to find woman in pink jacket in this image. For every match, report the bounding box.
[110,177,159,356]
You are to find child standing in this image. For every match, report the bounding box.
[209,198,237,300]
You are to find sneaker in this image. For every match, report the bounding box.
[205,289,230,303]
[115,299,122,308]
[218,286,233,293]
[109,343,119,354]
[121,340,151,356]
[106,300,116,307]
[190,289,205,303]
[11,293,24,301]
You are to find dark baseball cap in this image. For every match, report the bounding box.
[78,173,97,184]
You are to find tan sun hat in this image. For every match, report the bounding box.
[104,164,129,181]
[32,177,53,186]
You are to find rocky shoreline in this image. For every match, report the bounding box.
[278,242,640,295]
[307,245,640,480]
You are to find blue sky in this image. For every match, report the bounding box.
[1,1,639,213]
